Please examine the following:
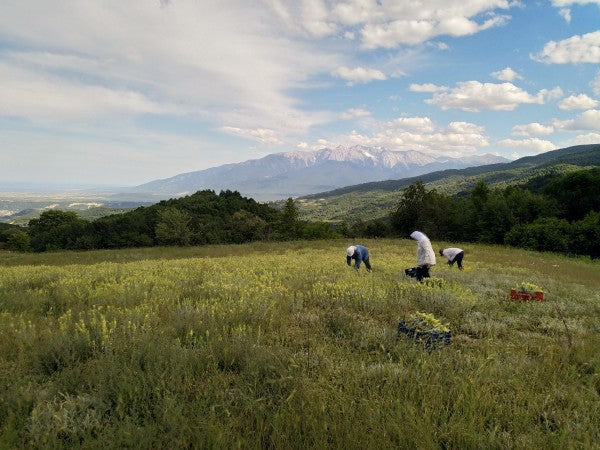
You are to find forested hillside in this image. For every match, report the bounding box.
[296,144,600,222]
[2,146,599,260]
[0,223,27,251]
[352,168,600,258]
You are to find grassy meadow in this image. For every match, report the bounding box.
[0,239,599,448]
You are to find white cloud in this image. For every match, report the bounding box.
[447,122,485,134]
[331,66,386,84]
[359,13,508,49]
[551,1,600,5]
[511,123,554,137]
[430,42,449,50]
[339,108,372,120]
[293,138,342,151]
[591,72,600,96]
[553,109,600,131]
[491,67,522,82]
[409,83,448,93]
[301,0,338,37]
[384,117,437,133]
[558,94,599,110]
[546,87,566,101]
[220,127,284,145]
[425,81,563,112]
[378,47,424,78]
[0,2,341,137]
[559,8,571,22]
[567,132,600,145]
[317,138,333,147]
[0,61,173,120]
[498,138,557,154]
[267,1,516,49]
[336,116,489,156]
[533,31,600,64]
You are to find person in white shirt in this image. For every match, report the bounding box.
[410,231,436,282]
[439,247,464,270]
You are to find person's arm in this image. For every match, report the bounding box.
[347,255,352,267]
[354,253,362,269]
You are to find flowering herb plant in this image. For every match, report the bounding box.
[517,282,543,293]
[404,312,450,333]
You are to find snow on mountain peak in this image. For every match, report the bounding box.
[362,150,376,159]
[132,144,510,200]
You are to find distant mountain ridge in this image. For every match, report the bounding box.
[294,144,600,222]
[303,144,600,198]
[131,146,509,200]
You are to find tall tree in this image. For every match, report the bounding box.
[155,207,192,246]
[544,168,600,221]
[28,210,89,251]
[391,181,427,236]
[279,198,301,240]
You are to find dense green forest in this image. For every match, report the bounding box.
[385,168,600,258]
[0,190,339,252]
[1,167,599,259]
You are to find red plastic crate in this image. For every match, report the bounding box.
[510,289,543,302]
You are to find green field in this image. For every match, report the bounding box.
[1,240,599,448]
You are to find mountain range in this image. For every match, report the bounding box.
[130,146,509,200]
[293,144,600,222]
[3,144,597,226]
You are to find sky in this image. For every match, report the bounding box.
[1,0,600,186]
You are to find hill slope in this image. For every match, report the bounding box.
[1,240,598,447]
[296,144,600,221]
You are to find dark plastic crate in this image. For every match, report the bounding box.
[397,321,451,352]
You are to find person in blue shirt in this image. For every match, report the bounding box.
[346,245,372,272]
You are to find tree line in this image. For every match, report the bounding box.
[0,190,340,252]
[386,168,600,258]
[1,168,598,258]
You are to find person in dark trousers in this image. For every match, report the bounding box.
[410,231,436,282]
[346,245,372,272]
[439,247,465,270]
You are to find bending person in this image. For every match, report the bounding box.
[439,247,464,270]
[346,245,372,272]
[410,231,436,282]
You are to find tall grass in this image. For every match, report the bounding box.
[0,240,598,448]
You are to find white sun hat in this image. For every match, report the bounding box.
[346,245,356,257]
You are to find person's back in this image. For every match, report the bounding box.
[410,231,436,267]
[346,245,372,271]
[439,247,464,270]
[410,231,435,281]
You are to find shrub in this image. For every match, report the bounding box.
[27,394,107,445]
[6,230,31,251]
[301,221,339,240]
[505,217,573,253]
[28,210,90,252]
[572,211,600,259]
